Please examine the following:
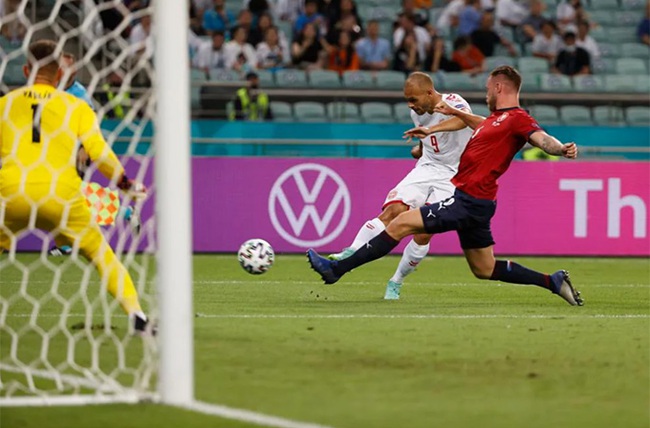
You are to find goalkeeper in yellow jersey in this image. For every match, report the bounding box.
[0,40,151,334]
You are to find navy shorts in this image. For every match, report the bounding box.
[419,189,496,249]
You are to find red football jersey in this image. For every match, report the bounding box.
[451,107,543,200]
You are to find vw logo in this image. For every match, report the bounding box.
[268,163,351,247]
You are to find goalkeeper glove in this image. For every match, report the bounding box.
[118,174,147,200]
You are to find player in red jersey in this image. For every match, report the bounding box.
[307,65,583,306]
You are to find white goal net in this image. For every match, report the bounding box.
[0,0,192,406]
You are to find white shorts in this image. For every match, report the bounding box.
[383,165,455,209]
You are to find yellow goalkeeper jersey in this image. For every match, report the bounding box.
[0,83,124,194]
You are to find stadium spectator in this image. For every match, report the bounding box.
[495,0,529,28]
[576,20,600,60]
[531,20,562,64]
[249,12,274,46]
[436,0,464,33]
[189,1,206,36]
[202,0,236,35]
[326,0,363,38]
[518,0,548,43]
[638,1,650,46]
[399,0,430,28]
[355,20,392,71]
[556,0,588,33]
[235,9,256,44]
[193,31,227,72]
[553,31,590,76]
[274,0,304,23]
[294,0,325,36]
[471,11,518,57]
[98,71,131,120]
[231,72,273,121]
[452,35,485,75]
[393,31,422,74]
[291,22,325,70]
[325,30,360,75]
[256,26,291,70]
[457,0,483,36]
[129,13,153,58]
[224,25,257,74]
[394,13,430,62]
[247,0,271,18]
[424,37,461,73]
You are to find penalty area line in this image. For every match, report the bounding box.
[184,400,335,428]
[193,313,650,320]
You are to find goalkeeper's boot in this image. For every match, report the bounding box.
[307,249,342,284]
[384,280,402,300]
[550,270,583,306]
[133,314,157,336]
[327,247,355,261]
[48,245,72,257]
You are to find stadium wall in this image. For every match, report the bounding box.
[105,120,650,160]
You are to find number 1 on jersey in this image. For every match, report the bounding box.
[31,104,42,143]
[429,135,440,153]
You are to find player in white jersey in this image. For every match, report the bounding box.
[328,72,474,300]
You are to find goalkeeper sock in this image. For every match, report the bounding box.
[350,218,385,250]
[490,260,551,289]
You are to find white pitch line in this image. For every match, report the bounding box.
[193,314,650,320]
[185,400,335,428]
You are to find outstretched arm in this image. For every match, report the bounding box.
[403,116,468,139]
[434,101,486,130]
[528,130,578,158]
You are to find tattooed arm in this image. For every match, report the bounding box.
[529,131,578,159]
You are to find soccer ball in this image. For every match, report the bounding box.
[238,239,275,274]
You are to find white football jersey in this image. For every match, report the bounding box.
[410,93,473,177]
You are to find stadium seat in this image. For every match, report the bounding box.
[622,0,645,9]
[209,69,240,82]
[275,69,308,87]
[560,105,594,126]
[439,72,479,91]
[590,10,615,26]
[615,58,647,74]
[625,106,650,126]
[589,26,608,43]
[539,74,573,92]
[375,71,406,90]
[293,101,327,122]
[360,102,395,123]
[256,70,276,88]
[308,70,342,88]
[342,70,375,89]
[485,56,516,69]
[604,75,640,92]
[635,74,650,93]
[327,102,361,123]
[588,0,623,10]
[621,43,650,59]
[494,44,521,57]
[598,43,620,58]
[471,104,491,117]
[517,57,549,74]
[393,103,413,124]
[529,105,561,125]
[191,68,208,81]
[592,106,626,126]
[521,73,541,92]
[270,101,293,121]
[607,27,638,44]
[3,54,27,85]
[572,75,605,92]
[613,11,640,26]
[190,69,206,109]
[591,57,617,74]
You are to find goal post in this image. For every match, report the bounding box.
[154,0,194,407]
[0,0,193,406]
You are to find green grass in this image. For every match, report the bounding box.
[1,254,649,428]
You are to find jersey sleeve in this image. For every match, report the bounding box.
[445,94,471,112]
[77,101,125,182]
[514,111,543,141]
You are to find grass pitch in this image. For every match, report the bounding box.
[1,254,649,428]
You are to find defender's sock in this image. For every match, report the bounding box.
[350,218,386,250]
[390,239,429,284]
[490,260,551,289]
[334,231,400,275]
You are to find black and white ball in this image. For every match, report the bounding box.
[238,239,275,274]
